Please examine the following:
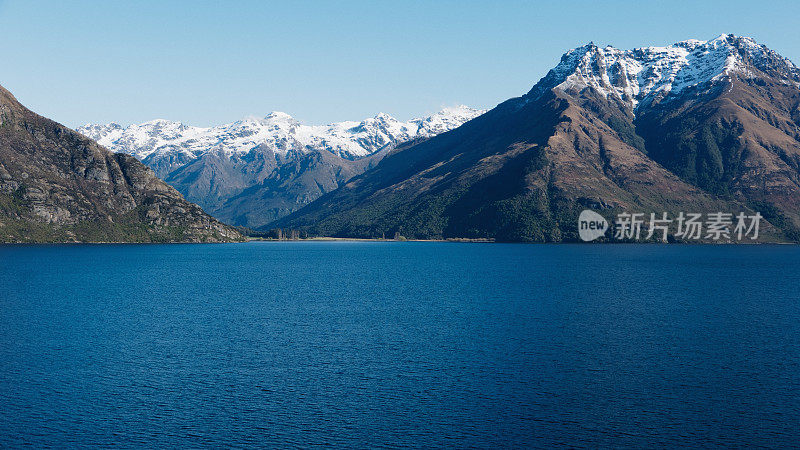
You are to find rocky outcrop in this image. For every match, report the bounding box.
[0,84,243,243]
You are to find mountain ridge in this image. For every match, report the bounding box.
[78,105,484,176]
[273,35,799,242]
[79,106,484,228]
[525,34,800,111]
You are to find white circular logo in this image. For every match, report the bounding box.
[578,210,608,242]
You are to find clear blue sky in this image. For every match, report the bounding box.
[1,0,798,128]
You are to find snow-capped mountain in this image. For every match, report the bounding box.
[276,34,800,242]
[78,105,484,171]
[527,34,800,111]
[77,105,484,229]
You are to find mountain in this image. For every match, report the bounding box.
[274,35,799,242]
[78,106,484,228]
[0,84,242,243]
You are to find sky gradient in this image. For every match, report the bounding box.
[1,0,798,128]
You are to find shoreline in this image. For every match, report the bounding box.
[0,237,793,245]
[246,237,791,245]
[249,236,496,243]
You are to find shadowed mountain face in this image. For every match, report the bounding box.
[275,35,799,242]
[635,77,800,238]
[193,146,388,228]
[0,85,242,243]
[162,143,387,229]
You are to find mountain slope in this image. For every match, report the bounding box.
[0,85,242,243]
[201,146,386,228]
[540,35,800,234]
[275,35,796,242]
[79,106,483,228]
[273,90,742,240]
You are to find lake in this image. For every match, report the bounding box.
[1,242,799,447]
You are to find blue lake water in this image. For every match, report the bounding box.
[1,242,799,447]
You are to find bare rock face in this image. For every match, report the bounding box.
[0,84,243,243]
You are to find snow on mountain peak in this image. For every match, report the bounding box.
[77,106,486,165]
[373,112,395,121]
[527,35,800,111]
[264,111,294,121]
[410,105,483,136]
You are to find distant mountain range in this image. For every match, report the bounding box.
[79,106,484,228]
[275,35,800,242]
[0,85,242,243]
